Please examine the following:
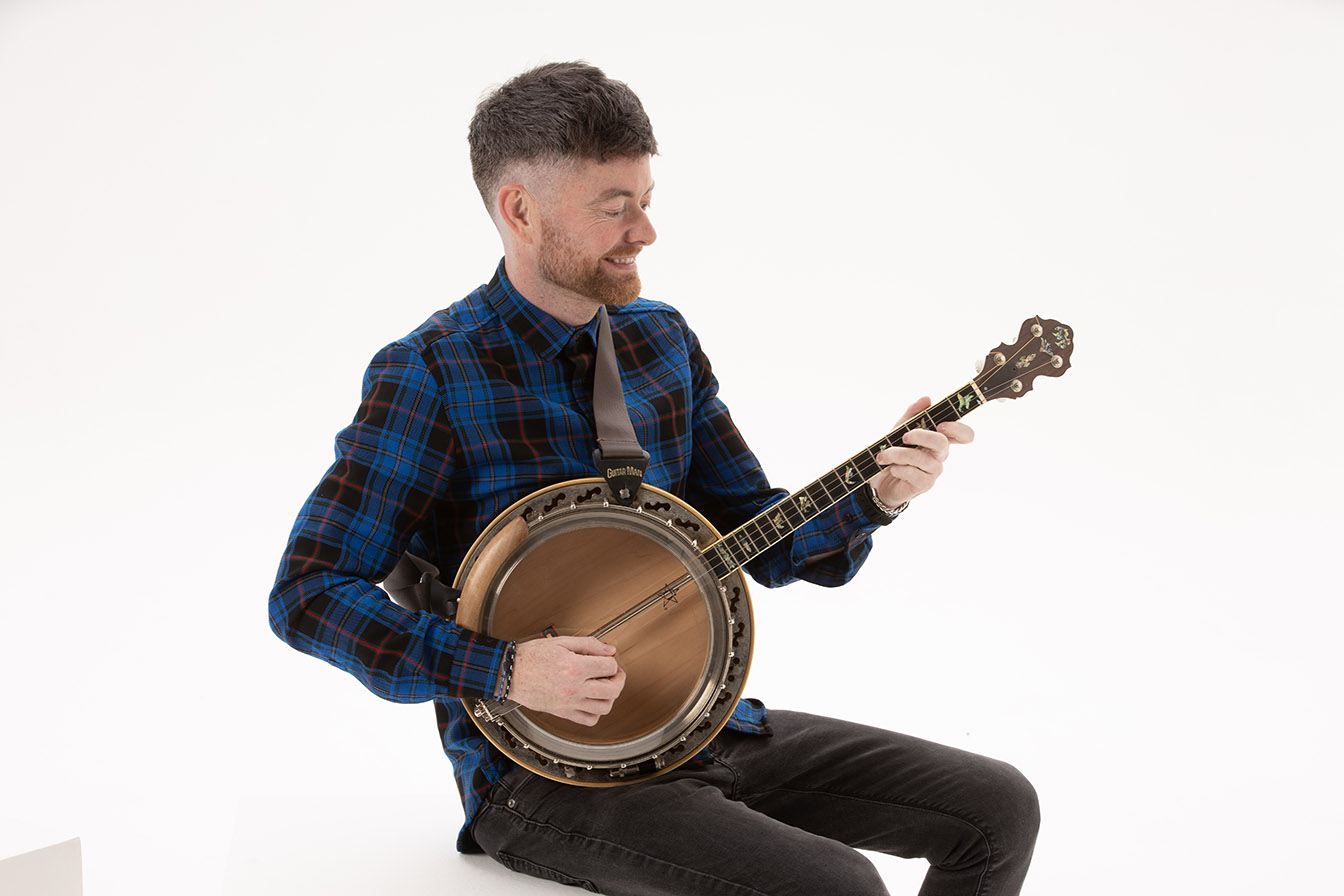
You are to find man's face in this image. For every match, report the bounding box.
[534,155,657,306]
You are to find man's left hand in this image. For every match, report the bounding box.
[870,397,975,509]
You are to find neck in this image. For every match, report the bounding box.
[503,256,602,326]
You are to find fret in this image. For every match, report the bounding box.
[948,385,982,418]
[707,550,732,580]
[738,521,767,556]
[751,516,776,551]
[734,536,757,559]
[845,451,877,482]
[814,476,837,503]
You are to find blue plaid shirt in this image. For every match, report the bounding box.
[269,262,889,850]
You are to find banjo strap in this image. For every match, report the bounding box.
[591,304,649,506]
[383,551,459,616]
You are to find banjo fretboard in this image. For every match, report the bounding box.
[702,385,986,581]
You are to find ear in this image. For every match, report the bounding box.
[496,183,537,244]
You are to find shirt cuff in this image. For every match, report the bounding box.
[435,620,515,700]
[856,483,903,526]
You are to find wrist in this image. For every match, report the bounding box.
[869,485,908,519]
[860,484,908,525]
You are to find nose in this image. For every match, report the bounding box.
[627,207,656,246]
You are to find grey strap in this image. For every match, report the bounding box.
[591,305,649,505]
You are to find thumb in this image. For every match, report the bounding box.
[898,396,932,424]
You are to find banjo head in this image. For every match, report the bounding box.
[454,479,753,786]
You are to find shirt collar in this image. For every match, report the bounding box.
[484,259,602,361]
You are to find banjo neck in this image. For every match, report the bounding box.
[703,315,1075,580]
[702,384,985,579]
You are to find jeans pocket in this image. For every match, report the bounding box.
[494,765,543,811]
[495,851,599,891]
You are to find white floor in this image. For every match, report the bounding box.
[222,794,927,895]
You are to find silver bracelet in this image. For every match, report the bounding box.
[869,486,909,519]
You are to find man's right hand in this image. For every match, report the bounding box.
[509,636,626,726]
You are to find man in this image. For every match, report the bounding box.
[270,62,1039,895]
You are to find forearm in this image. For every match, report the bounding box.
[269,567,512,703]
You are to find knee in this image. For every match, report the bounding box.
[792,840,888,896]
[933,760,1038,876]
[984,760,1040,858]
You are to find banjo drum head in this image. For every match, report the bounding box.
[458,479,752,785]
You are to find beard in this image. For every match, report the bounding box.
[537,217,642,306]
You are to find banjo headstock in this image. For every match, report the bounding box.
[974,316,1074,400]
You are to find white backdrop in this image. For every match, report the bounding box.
[3,1,1341,893]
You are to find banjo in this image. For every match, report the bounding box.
[408,315,1074,787]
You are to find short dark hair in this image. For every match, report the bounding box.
[468,62,658,208]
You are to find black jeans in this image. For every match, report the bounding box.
[471,710,1039,895]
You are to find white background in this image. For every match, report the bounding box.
[3,1,1341,893]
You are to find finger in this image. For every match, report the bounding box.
[878,467,936,501]
[555,636,617,656]
[882,463,938,492]
[567,654,619,681]
[876,445,943,476]
[900,428,951,459]
[586,669,627,699]
[580,699,616,720]
[564,709,602,726]
[937,421,975,445]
